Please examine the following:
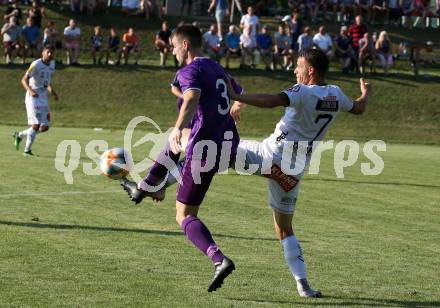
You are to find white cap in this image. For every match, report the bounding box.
[282,15,291,22]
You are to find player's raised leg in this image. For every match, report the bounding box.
[273,210,322,298]
[176,201,235,292]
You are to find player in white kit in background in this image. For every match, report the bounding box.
[227,48,371,298]
[14,45,59,156]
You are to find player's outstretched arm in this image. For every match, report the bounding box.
[350,78,372,115]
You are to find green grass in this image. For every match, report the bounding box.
[0,125,439,307]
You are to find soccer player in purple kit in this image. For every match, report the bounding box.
[121,25,243,292]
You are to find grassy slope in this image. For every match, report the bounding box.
[0,5,440,144]
[0,126,439,307]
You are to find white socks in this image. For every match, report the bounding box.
[281,235,307,281]
[20,127,38,152]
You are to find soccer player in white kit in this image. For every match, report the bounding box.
[227,49,371,298]
[14,45,59,156]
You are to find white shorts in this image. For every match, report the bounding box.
[236,140,304,215]
[25,92,50,126]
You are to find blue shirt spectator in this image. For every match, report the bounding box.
[257,31,273,50]
[225,30,240,49]
[22,19,40,44]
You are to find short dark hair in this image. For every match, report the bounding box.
[298,49,329,77]
[173,25,202,49]
[43,44,55,51]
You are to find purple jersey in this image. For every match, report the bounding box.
[176,57,242,159]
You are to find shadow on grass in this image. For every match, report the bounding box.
[0,220,278,242]
[306,177,440,189]
[226,295,440,307]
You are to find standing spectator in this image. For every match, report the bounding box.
[307,0,320,22]
[240,6,259,38]
[203,24,222,62]
[4,0,23,25]
[63,19,81,66]
[256,24,273,71]
[387,0,401,25]
[358,32,376,74]
[27,1,46,29]
[239,24,256,69]
[413,0,429,27]
[356,0,372,23]
[334,25,354,73]
[297,26,313,53]
[375,30,392,74]
[348,15,368,54]
[122,0,142,15]
[340,0,357,21]
[208,0,229,40]
[275,25,294,70]
[180,0,193,16]
[313,25,333,59]
[371,0,388,24]
[1,16,21,64]
[224,24,241,69]
[155,21,172,67]
[22,17,40,64]
[284,12,303,52]
[43,21,62,62]
[106,27,121,65]
[401,0,413,27]
[91,25,104,64]
[70,0,84,15]
[122,27,141,65]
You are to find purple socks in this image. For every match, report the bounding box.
[181,216,224,264]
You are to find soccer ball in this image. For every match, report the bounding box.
[100,148,133,180]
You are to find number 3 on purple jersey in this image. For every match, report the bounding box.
[216,79,231,115]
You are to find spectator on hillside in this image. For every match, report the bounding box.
[297,26,313,53]
[70,0,84,15]
[256,24,273,71]
[122,0,142,15]
[375,30,393,74]
[91,25,104,64]
[122,27,141,65]
[275,25,293,70]
[43,21,62,62]
[240,5,259,38]
[64,19,81,66]
[154,21,172,67]
[239,24,256,69]
[1,16,21,64]
[334,25,354,73]
[106,27,121,65]
[27,1,46,29]
[180,0,193,16]
[412,0,429,27]
[340,0,357,21]
[348,15,368,54]
[371,0,388,24]
[203,24,222,62]
[283,12,302,52]
[387,0,401,25]
[22,17,40,63]
[224,25,241,69]
[4,0,23,24]
[313,25,333,59]
[401,0,413,27]
[358,32,376,74]
[306,0,320,22]
[208,0,229,40]
[143,0,163,20]
[356,0,372,23]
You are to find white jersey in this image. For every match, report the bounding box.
[26,58,56,94]
[262,83,354,160]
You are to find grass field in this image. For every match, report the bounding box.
[1,126,439,307]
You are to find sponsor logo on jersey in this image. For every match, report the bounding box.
[316,97,339,112]
[285,84,301,93]
[264,164,300,192]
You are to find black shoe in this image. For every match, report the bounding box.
[120,178,148,204]
[23,150,35,157]
[208,256,235,292]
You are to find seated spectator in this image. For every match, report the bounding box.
[106,27,121,65]
[180,0,193,15]
[43,21,62,62]
[70,0,84,15]
[143,0,163,21]
[375,30,392,74]
[371,0,388,24]
[154,21,172,67]
[325,0,339,21]
[274,25,293,70]
[122,0,142,15]
[356,0,372,23]
[387,0,401,25]
[91,25,104,64]
[306,0,320,22]
[27,1,46,29]
[256,24,273,71]
[334,25,354,73]
[1,16,21,64]
[208,0,229,40]
[313,25,333,59]
[401,0,413,27]
[340,0,357,22]
[239,24,256,69]
[203,24,222,62]
[224,25,241,69]
[297,26,313,53]
[4,0,23,25]
[358,32,376,74]
[283,12,302,52]
[63,19,81,66]
[22,17,40,64]
[122,27,141,65]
